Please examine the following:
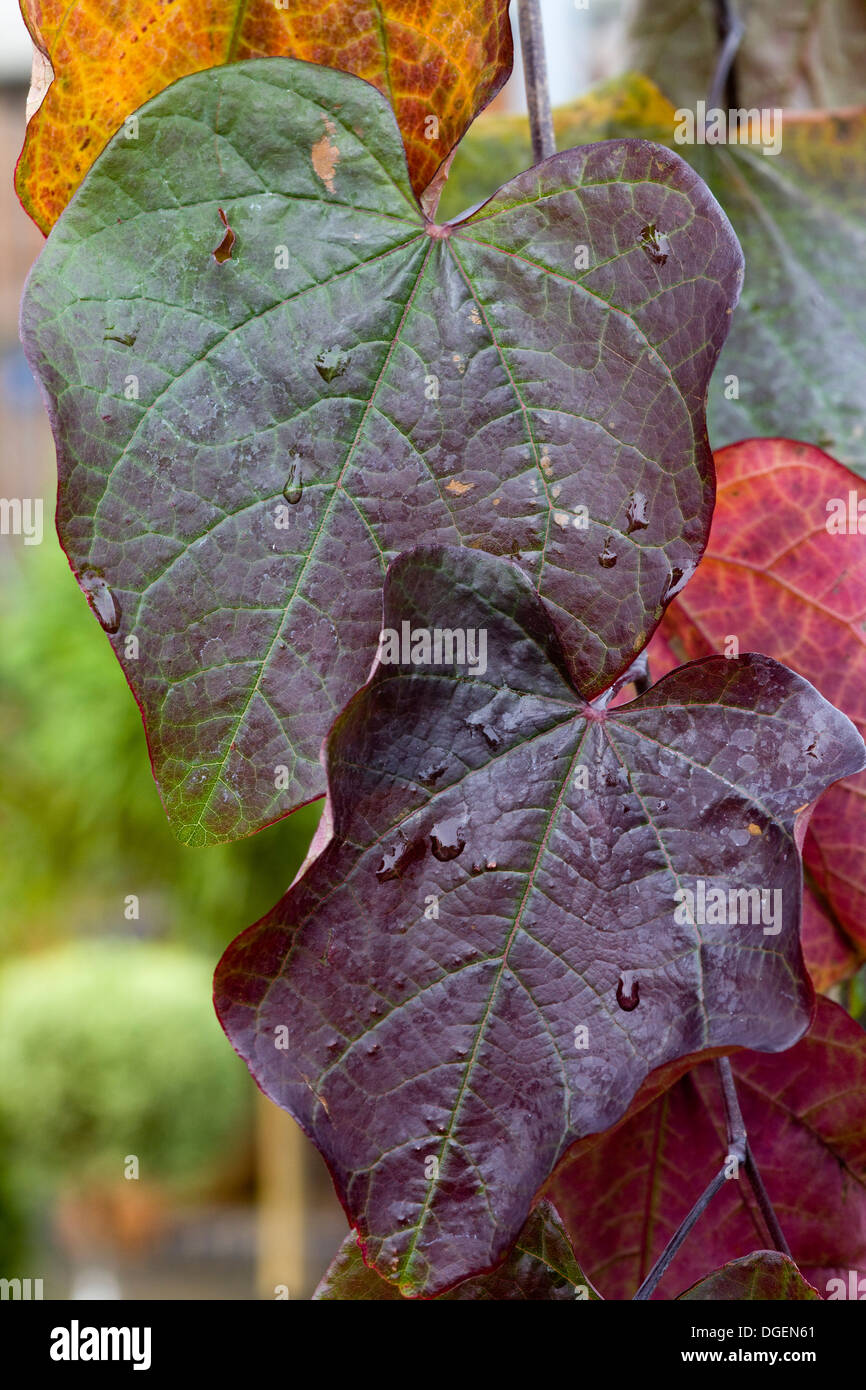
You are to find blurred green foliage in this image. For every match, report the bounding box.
[437,72,678,222]
[0,943,249,1186]
[0,531,321,957]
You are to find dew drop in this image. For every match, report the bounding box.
[315,346,349,382]
[430,814,467,862]
[419,762,447,787]
[80,570,121,633]
[282,456,304,504]
[638,223,670,265]
[366,1042,381,1057]
[625,490,649,534]
[598,536,617,568]
[661,560,696,603]
[616,973,640,1011]
[376,833,425,882]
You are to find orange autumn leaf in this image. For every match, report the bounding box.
[16,0,513,233]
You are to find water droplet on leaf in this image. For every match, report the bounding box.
[616,973,640,1011]
[598,536,617,568]
[80,570,121,633]
[662,562,694,601]
[625,490,649,533]
[419,763,446,787]
[638,223,670,265]
[315,347,349,382]
[282,457,304,504]
[430,814,467,862]
[376,834,425,882]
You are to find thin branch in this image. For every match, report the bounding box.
[633,1164,729,1300]
[708,0,745,111]
[745,1142,792,1256]
[632,1056,792,1300]
[517,0,555,165]
[716,1055,747,1148]
[717,1058,791,1257]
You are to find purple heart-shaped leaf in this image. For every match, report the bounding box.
[214,544,865,1295]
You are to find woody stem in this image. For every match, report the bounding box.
[517,0,555,164]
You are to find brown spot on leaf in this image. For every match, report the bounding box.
[748,823,762,836]
[446,479,474,495]
[312,117,340,194]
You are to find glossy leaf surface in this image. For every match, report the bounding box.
[215,545,864,1294]
[21,60,743,842]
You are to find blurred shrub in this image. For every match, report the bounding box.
[0,943,250,1186]
[0,536,320,956]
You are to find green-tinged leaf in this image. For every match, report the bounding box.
[21,59,742,843]
[313,1200,600,1299]
[441,78,866,473]
[679,1251,820,1301]
[691,113,866,471]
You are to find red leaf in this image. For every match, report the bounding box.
[652,438,866,976]
[547,996,866,1299]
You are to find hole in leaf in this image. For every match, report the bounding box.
[212,208,235,264]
